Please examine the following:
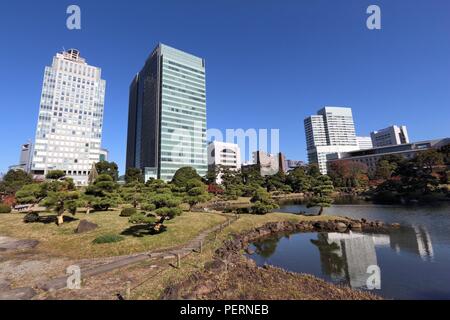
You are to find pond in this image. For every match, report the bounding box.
[248,201,450,300]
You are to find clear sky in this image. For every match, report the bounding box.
[1,0,449,175]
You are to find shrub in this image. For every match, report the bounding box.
[236,207,250,214]
[128,213,157,224]
[154,207,182,219]
[0,204,11,213]
[120,207,137,217]
[45,170,66,180]
[93,234,125,244]
[23,212,39,223]
[251,201,279,215]
[141,203,156,212]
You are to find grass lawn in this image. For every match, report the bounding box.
[0,210,228,259]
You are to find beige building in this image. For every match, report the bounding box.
[31,49,106,185]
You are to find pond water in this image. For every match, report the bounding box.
[247,201,450,300]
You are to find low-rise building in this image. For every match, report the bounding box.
[327,138,450,174]
[284,159,306,172]
[371,125,409,147]
[207,141,241,184]
[252,151,286,176]
[356,136,373,150]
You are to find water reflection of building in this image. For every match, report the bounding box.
[389,225,434,261]
[312,226,434,289]
[314,232,386,288]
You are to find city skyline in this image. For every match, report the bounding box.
[1,0,450,174]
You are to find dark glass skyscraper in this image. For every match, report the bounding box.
[126,44,207,181]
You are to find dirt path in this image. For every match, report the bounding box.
[0,216,237,300]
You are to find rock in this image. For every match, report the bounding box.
[313,222,326,230]
[349,222,362,230]
[0,287,36,300]
[23,212,39,223]
[194,285,212,296]
[245,247,255,255]
[0,280,10,291]
[335,222,348,231]
[204,259,227,272]
[75,220,98,233]
[0,237,39,251]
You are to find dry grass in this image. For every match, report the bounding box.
[0,210,227,259]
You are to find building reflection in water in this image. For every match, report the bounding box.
[311,225,434,289]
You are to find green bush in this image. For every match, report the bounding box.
[154,207,182,219]
[141,203,156,212]
[128,213,157,224]
[93,234,125,244]
[23,212,39,223]
[236,207,251,214]
[0,204,11,213]
[251,201,279,215]
[120,207,137,217]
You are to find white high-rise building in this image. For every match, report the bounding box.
[356,136,373,150]
[31,49,106,185]
[304,107,359,174]
[371,125,409,147]
[208,141,241,184]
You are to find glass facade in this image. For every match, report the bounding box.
[126,44,207,182]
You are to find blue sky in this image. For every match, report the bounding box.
[1,0,449,174]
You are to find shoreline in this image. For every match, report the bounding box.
[161,218,397,300]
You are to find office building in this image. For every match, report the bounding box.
[8,142,33,172]
[126,43,207,182]
[250,151,286,176]
[304,107,359,174]
[30,49,106,185]
[327,138,450,174]
[207,141,241,184]
[357,136,373,150]
[371,125,409,147]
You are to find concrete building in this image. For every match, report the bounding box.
[249,151,286,176]
[304,107,359,174]
[371,125,409,147]
[284,159,305,172]
[99,148,109,162]
[327,138,450,174]
[8,142,33,172]
[126,44,207,182]
[30,49,106,185]
[207,141,241,184]
[356,136,373,150]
